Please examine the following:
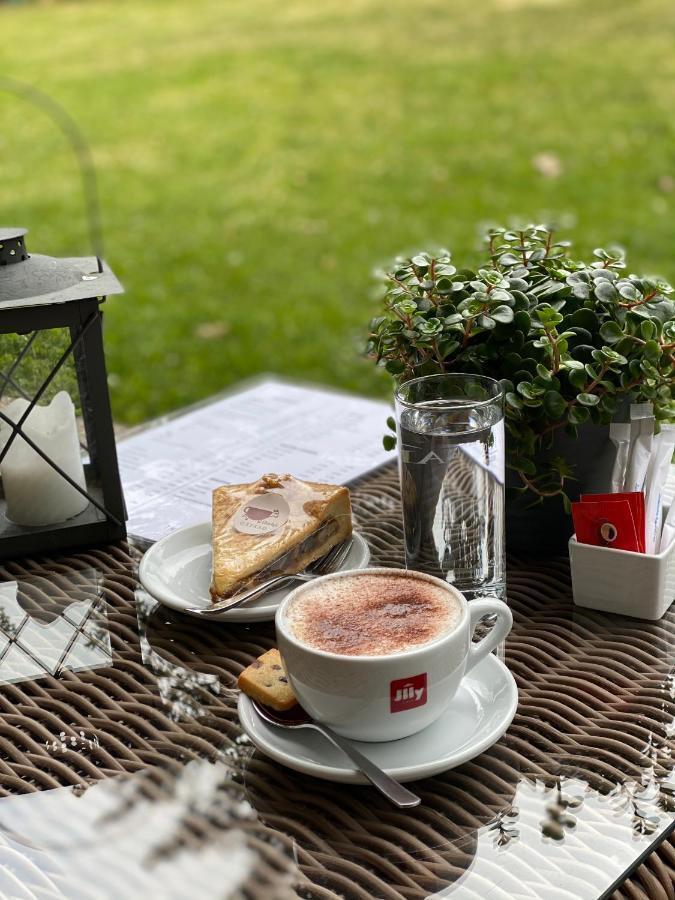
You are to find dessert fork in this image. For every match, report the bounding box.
[251,700,421,808]
[186,538,353,617]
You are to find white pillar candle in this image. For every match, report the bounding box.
[0,391,89,526]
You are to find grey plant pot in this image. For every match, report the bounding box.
[505,423,615,555]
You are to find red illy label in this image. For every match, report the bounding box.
[390,673,427,713]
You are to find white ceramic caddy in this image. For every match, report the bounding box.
[569,531,675,620]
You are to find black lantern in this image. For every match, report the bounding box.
[0,227,126,559]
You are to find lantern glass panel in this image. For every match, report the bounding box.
[0,326,106,536]
[1,328,83,417]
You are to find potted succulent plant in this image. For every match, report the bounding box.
[367,225,675,552]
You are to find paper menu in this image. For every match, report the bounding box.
[117,379,393,542]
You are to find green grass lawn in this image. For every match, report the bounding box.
[2,0,675,423]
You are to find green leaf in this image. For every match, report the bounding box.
[511,292,531,312]
[478,315,496,330]
[618,282,640,302]
[513,310,531,331]
[516,458,537,476]
[490,305,514,324]
[640,319,657,341]
[571,344,595,364]
[386,416,396,431]
[571,282,590,300]
[599,321,624,344]
[411,254,429,268]
[385,359,405,375]
[516,381,546,400]
[508,278,529,291]
[543,391,567,419]
[577,392,601,407]
[489,288,513,303]
[599,394,618,415]
[394,299,417,317]
[417,317,443,337]
[569,308,599,332]
[644,339,661,362]
[382,435,397,452]
[594,280,618,302]
[568,368,588,390]
[568,405,590,425]
[600,348,627,367]
[506,392,524,411]
[566,328,593,349]
[438,339,460,358]
[535,307,564,327]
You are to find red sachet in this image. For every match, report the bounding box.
[580,492,645,553]
[571,499,641,552]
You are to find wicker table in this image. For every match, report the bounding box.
[0,463,672,899]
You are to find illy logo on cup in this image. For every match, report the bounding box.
[390,673,427,713]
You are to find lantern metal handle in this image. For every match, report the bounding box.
[0,77,104,259]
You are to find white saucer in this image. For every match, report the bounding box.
[237,654,518,783]
[138,523,370,623]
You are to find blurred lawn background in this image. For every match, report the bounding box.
[2,0,675,423]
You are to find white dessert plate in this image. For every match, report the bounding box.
[138,522,370,623]
[237,653,518,783]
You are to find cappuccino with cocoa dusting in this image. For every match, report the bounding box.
[285,571,461,656]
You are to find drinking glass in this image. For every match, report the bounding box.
[395,374,505,602]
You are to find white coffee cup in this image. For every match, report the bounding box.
[275,567,513,742]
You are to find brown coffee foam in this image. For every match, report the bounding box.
[287,572,460,656]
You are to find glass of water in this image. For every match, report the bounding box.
[395,374,505,602]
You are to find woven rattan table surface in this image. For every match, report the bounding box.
[0,462,672,899]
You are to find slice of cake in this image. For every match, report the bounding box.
[210,473,352,601]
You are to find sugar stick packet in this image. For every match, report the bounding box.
[660,501,675,553]
[609,422,631,494]
[644,425,675,554]
[623,403,655,494]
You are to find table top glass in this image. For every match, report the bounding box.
[0,462,672,899]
